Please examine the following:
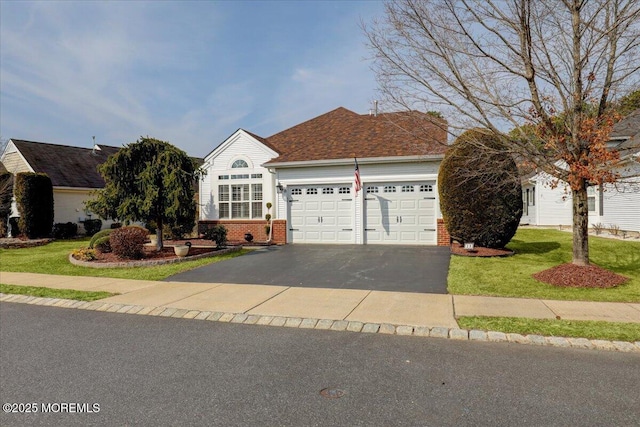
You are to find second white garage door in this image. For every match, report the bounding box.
[364,182,437,245]
[288,185,354,243]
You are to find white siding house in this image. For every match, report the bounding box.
[199,107,451,245]
[520,109,640,232]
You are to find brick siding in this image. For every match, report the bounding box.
[199,220,286,245]
[437,218,450,246]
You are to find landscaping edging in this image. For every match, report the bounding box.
[1,293,638,353]
[68,246,242,268]
[0,238,53,249]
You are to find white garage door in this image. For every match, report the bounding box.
[364,182,437,245]
[288,185,354,243]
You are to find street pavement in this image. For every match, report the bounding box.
[1,303,639,427]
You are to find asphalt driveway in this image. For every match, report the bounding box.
[166,245,451,293]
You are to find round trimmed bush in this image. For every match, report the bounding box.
[438,129,522,248]
[109,226,149,259]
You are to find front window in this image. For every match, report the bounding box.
[232,159,249,168]
[218,181,263,219]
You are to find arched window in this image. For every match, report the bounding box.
[232,159,248,168]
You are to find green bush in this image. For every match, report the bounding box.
[204,225,227,248]
[83,219,102,236]
[109,226,148,259]
[93,236,111,253]
[438,129,522,248]
[15,172,54,238]
[89,229,113,248]
[53,222,78,239]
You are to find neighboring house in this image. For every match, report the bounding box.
[200,107,451,245]
[0,139,121,234]
[521,109,640,232]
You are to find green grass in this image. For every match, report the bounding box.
[448,228,640,302]
[458,316,640,342]
[0,283,114,301]
[0,238,249,281]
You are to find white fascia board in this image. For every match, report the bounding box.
[264,154,444,169]
[203,129,277,167]
[1,140,35,173]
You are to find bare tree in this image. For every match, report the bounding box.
[364,0,640,265]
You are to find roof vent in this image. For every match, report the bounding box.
[91,136,100,155]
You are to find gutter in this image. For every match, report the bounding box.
[263,154,445,169]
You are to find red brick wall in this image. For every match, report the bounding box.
[437,218,450,246]
[199,220,286,245]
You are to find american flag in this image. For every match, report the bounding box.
[354,158,362,195]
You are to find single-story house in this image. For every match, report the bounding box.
[199,107,451,245]
[0,139,122,234]
[1,138,206,237]
[520,109,640,232]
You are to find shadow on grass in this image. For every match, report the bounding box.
[508,240,561,254]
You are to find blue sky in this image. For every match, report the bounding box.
[0,1,384,157]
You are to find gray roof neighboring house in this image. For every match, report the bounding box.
[9,139,121,188]
[610,109,640,159]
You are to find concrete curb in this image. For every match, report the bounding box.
[1,293,639,353]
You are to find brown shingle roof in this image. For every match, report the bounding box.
[263,107,447,164]
[11,139,121,188]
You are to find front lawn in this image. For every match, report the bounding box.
[0,239,248,281]
[458,316,640,342]
[448,228,640,302]
[0,284,114,301]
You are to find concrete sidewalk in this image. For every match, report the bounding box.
[1,272,639,327]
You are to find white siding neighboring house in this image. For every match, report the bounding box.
[0,139,121,235]
[200,107,450,245]
[520,109,640,232]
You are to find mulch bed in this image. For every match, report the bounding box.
[450,243,514,257]
[0,237,53,249]
[92,246,220,263]
[532,263,629,288]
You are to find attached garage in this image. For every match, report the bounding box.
[288,184,354,243]
[200,106,451,246]
[364,182,437,245]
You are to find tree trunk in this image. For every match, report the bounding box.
[572,186,590,266]
[156,217,163,251]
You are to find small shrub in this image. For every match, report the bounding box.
[592,223,605,235]
[609,224,620,236]
[109,226,148,259]
[83,219,103,236]
[93,236,111,253]
[89,229,113,248]
[53,222,78,239]
[72,248,97,261]
[265,225,271,237]
[204,225,227,248]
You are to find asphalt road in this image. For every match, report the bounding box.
[166,244,451,294]
[1,303,639,426]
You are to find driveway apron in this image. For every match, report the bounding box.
[165,245,450,294]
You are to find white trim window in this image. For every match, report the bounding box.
[218,182,263,219]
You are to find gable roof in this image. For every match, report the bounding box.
[611,109,640,158]
[9,139,121,188]
[262,107,448,165]
[610,108,640,139]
